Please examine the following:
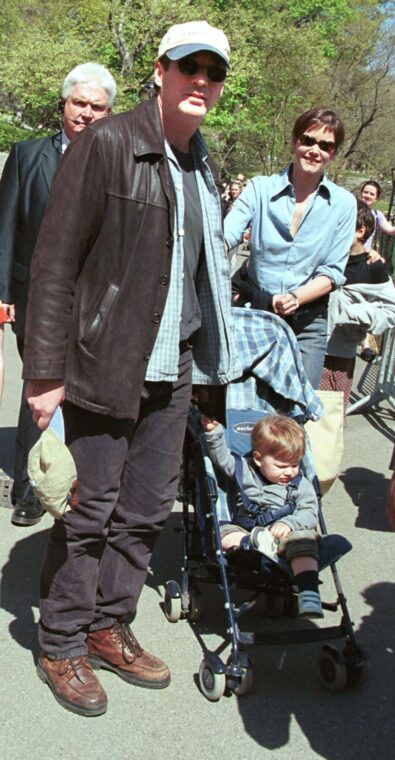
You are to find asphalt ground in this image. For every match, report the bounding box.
[0,325,394,760]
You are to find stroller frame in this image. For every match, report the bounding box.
[164,309,369,700]
[164,413,368,700]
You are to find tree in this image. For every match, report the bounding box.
[0,0,393,181]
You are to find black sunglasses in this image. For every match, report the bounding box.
[177,57,227,83]
[298,133,336,153]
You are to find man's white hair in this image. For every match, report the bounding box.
[62,63,117,108]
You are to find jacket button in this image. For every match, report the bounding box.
[152,313,161,323]
[159,275,169,286]
[166,236,173,247]
[143,352,151,361]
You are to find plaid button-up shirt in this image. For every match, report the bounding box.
[146,132,240,385]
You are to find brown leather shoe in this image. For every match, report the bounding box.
[87,623,170,689]
[37,654,107,716]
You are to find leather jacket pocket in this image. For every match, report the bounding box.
[80,283,119,351]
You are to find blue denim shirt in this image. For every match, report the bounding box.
[146,132,241,385]
[224,164,357,295]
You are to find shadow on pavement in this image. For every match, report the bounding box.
[1,527,49,659]
[339,467,391,531]
[152,511,395,758]
[3,511,394,757]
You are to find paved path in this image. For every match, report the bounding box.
[0,327,394,759]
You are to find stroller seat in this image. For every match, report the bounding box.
[164,308,369,700]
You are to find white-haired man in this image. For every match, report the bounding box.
[0,63,115,527]
[23,21,238,715]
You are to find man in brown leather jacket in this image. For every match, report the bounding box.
[23,21,238,716]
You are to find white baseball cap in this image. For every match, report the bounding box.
[158,21,230,68]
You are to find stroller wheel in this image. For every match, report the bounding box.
[318,645,347,692]
[226,654,253,697]
[343,642,370,687]
[198,659,226,701]
[164,581,182,623]
[234,666,253,696]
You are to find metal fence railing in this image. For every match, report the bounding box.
[347,326,395,415]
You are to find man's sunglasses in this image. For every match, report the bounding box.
[298,133,336,153]
[177,57,227,83]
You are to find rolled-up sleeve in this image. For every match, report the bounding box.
[314,192,357,288]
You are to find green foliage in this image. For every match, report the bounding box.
[0,118,33,151]
[0,0,393,178]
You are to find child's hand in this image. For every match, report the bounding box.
[366,248,385,265]
[270,522,291,539]
[201,415,219,432]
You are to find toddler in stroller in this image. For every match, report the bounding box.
[164,308,369,698]
[201,413,323,618]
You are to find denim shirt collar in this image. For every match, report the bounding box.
[271,163,332,203]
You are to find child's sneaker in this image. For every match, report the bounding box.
[250,526,278,559]
[298,590,323,619]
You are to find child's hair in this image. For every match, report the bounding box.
[356,199,375,243]
[251,414,305,461]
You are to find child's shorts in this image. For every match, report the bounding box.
[220,523,319,562]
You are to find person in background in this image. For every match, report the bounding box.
[320,200,395,414]
[225,107,357,389]
[0,301,13,402]
[359,180,395,362]
[225,180,243,215]
[360,180,395,249]
[0,62,115,526]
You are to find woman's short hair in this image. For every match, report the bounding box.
[361,180,381,200]
[62,63,117,108]
[251,415,305,461]
[356,200,375,243]
[292,107,345,151]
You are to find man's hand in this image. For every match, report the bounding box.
[270,522,291,539]
[26,379,65,430]
[272,293,298,317]
[0,302,15,322]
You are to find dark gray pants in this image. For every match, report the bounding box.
[11,338,41,504]
[39,349,192,659]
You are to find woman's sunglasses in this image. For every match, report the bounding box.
[298,133,336,153]
[177,57,227,83]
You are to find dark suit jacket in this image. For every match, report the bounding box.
[0,133,62,337]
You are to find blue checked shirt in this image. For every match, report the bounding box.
[228,307,323,422]
[225,165,357,295]
[146,133,241,385]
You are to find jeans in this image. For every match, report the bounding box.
[39,348,192,659]
[286,305,328,390]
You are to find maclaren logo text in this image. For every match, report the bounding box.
[233,422,254,435]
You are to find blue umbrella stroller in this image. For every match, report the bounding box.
[164,308,369,700]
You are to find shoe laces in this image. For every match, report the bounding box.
[111,623,143,659]
[59,656,91,683]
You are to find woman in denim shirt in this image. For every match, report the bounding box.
[225,107,357,388]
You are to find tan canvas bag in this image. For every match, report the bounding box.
[305,390,344,495]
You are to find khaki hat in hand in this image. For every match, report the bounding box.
[28,428,77,520]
